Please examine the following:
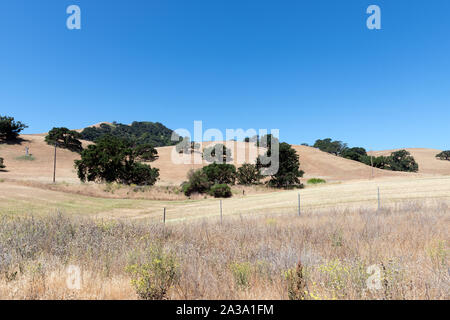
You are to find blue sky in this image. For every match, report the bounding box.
[1,0,449,150]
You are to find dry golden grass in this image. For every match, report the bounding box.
[1,134,436,186]
[0,201,448,300]
[1,176,449,220]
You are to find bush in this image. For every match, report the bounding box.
[285,261,307,300]
[202,163,236,185]
[182,169,212,196]
[45,127,83,153]
[209,184,232,198]
[134,143,159,161]
[436,151,450,161]
[307,178,326,184]
[15,155,35,161]
[236,163,261,185]
[230,262,252,289]
[0,115,28,141]
[126,246,179,300]
[0,157,4,169]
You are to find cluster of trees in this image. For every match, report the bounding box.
[436,151,450,161]
[0,115,28,141]
[80,121,181,147]
[313,138,419,172]
[0,115,29,170]
[45,126,159,161]
[359,150,418,172]
[74,135,159,186]
[313,138,348,156]
[45,127,83,153]
[183,141,303,197]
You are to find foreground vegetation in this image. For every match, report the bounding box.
[0,201,447,300]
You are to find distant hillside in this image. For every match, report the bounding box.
[369,148,450,176]
[80,121,181,147]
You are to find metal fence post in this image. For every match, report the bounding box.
[377,187,381,210]
[298,193,301,216]
[163,207,166,225]
[220,200,223,223]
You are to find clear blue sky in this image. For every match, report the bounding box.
[1,0,449,150]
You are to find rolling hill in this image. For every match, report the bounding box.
[368,148,450,176]
[0,134,432,185]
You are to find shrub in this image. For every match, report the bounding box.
[45,127,83,153]
[15,155,35,161]
[209,184,232,198]
[307,178,326,184]
[230,262,252,289]
[285,261,307,300]
[126,246,179,300]
[236,163,261,185]
[0,157,4,169]
[0,115,28,141]
[182,169,212,196]
[202,163,236,185]
[436,151,450,161]
[122,162,160,186]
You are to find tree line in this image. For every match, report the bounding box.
[80,121,181,147]
[312,138,419,172]
[182,138,304,198]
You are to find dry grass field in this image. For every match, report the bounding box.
[4,134,444,185]
[1,176,450,221]
[0,134,449,300]
[0,202,448,299]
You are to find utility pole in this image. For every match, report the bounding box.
[298,193,301,216]
[53,142,57,183]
